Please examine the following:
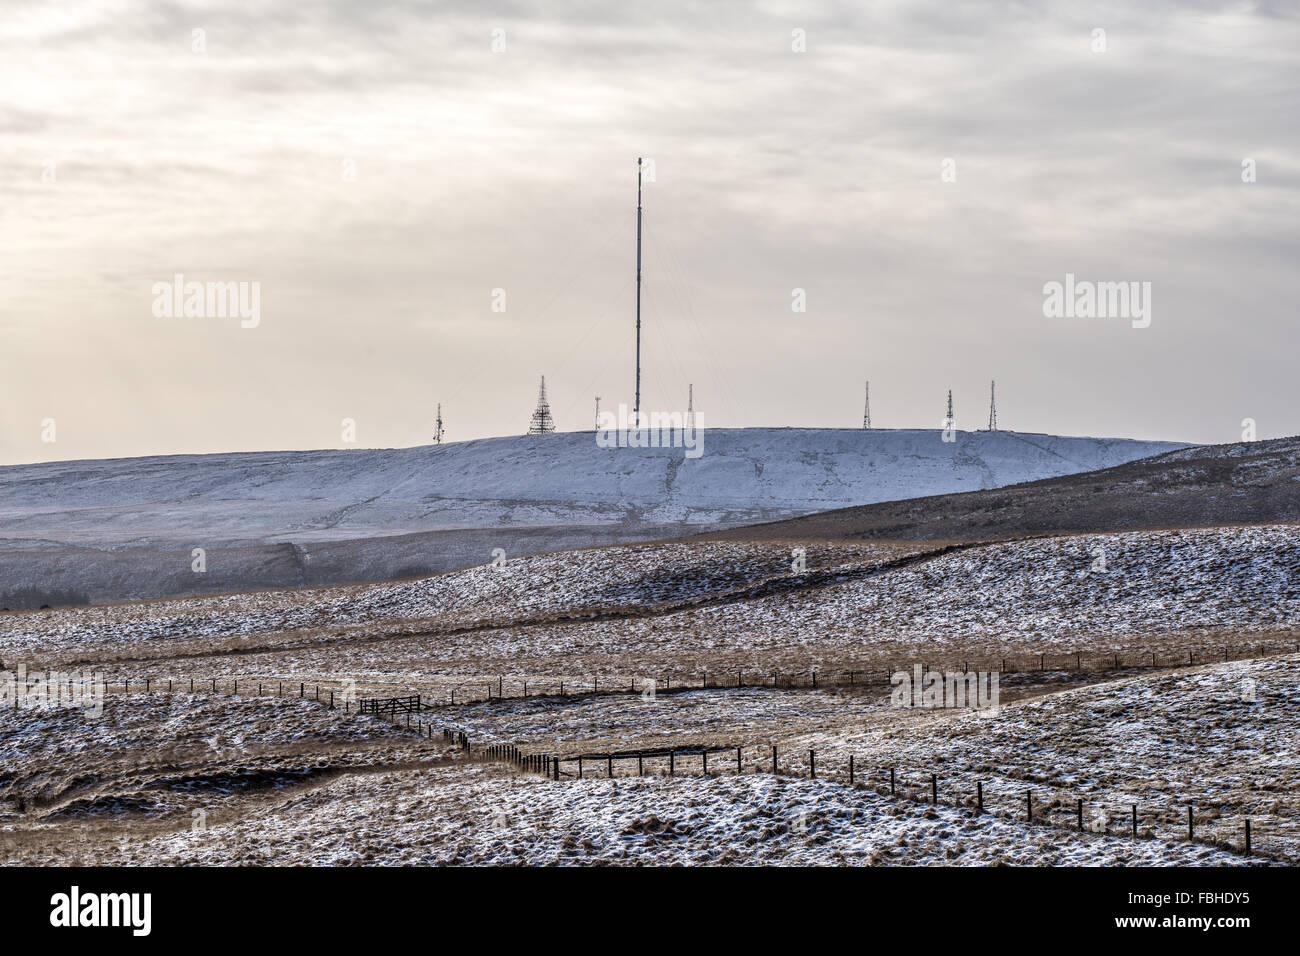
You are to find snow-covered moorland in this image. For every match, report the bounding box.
[50,766,1259,867]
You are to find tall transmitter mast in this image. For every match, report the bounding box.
[634,157,643,422]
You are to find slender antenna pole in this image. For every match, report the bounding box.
[635,157,643,422]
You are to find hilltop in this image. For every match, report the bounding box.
[0,428,1184,606]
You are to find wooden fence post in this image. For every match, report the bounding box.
[977,781,983,813]
[809,749,815,779]
[931,774,937,805]
[1131,804,1137,837]
[1188,805,1194,840]
[772,745,777,774]
[669,752,674,776]
[736,747,742,774]
[1245,819,1251,856]
[849,755,854,785]
[1077,799,1083,831]
[1026,791,1032,822]
[890,767,895,796]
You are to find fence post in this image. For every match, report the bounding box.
[703,751,708,775]
[1245,819,1251,856]
[736,747,742,774]
[638,755,644,776]
[1077,799,1083,831]
[809,749,815,779]
[1188,805,1194,840]
[977,781,983,813]
[849,755,854,785]
[669,752,674,776]
[890,767,895,796]
[931,774,937,805]
[1026,791,1032,822]
[329,691,333,709]
[1131,804,1137,837]
[772,745,777,774]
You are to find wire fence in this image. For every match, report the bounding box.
[16,637,1297,713]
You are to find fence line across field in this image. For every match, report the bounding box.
[29,637,1300,712]
[430,731,1286,864]
[12,654,1290,863]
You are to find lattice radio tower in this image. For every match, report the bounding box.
[432,403,445,444]
[528,376,556,435]
[862,381,871,429]
[945,389,954,428]
[988,380,998,431]
[594,396,601,430]
[685,384,695,429]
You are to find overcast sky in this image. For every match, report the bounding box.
[1,0,1297,464]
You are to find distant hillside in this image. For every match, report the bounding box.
[706,436,1300,544]
[0,428,1186,606]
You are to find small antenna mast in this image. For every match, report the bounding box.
[433,403,445,444]
[988,380,998,431]
[863,381,871,429]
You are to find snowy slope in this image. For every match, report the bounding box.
[0,428,1186,605]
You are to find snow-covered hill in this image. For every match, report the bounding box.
[0,428,1186,605]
